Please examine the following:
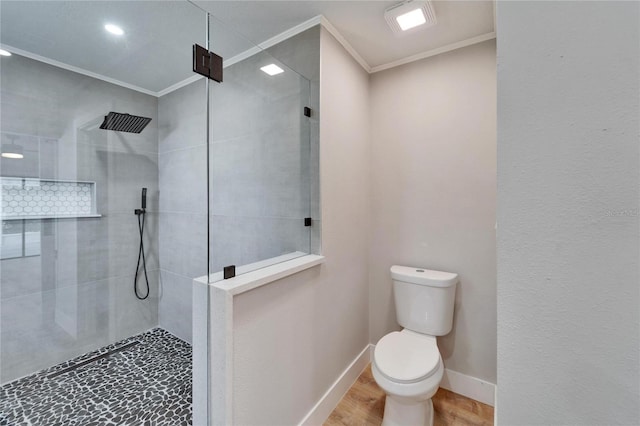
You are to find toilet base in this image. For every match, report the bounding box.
[381,395,434,426]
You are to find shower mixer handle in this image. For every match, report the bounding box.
[135,188,147,215]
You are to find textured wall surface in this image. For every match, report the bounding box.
[369,41,497,384]
[497,2,639,424]
[0,54,159,383]
[232,27,370,425]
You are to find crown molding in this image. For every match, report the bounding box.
[0,44,158,97]
[370,32,496,74]
[4,16,497,98]
[317,16,372,73]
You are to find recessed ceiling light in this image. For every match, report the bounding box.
[2,152,23,159]
[396,8,427,31]
[104,24,124,36]
[1,143,23,159]
[260,64,284,76]
[385,1,437,34]
[0,49,11,57]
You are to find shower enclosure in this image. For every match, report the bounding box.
[0,2,318,424]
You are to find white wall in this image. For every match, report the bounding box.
[231,27,371,425]
[369,40,497,384]
[497,2,639,424]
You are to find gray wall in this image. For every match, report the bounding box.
[0,54,159,383]
[209,27,319,271]
[157,27,320,343]
[369,41,497,384]
[157,79,207,343]
[497,2,639,424]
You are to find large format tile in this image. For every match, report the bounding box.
[1,280,112,383]
[209,77,303,143]
[159,79,207,154]
[0,55,158,153]
[209,125,309,220]
[50,213,160,287]
[0,271,158,383]
[0,256,43,300]
[266,26,321,82]
[74,141,159,215]
[158,145,207,214]
[158,270,193,344]
[114,269,159,341]
[158,212,207,279]
[209,215,310,274]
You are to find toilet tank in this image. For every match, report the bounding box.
[391,265,458,336]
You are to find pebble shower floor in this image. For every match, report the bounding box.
[0,328,192,425]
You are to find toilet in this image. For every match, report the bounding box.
[372,265,458,426]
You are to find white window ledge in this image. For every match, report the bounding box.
[194,252,325,296]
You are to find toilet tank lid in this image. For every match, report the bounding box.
[390,265,458,287]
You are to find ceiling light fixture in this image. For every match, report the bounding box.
[1,143,24,159]
[385,1,437,34]
[104,24,124,36]
[396,8,427,31]
[260,64,284,76]
[0,49,11,57]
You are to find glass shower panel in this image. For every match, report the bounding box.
[0,2,207,413]
[207,17,316,281]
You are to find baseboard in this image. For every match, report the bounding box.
[440,368,496,407]
[493,386,498,423]
[367,342,496,407]
[298,344,373,425]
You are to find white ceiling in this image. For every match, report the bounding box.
[197,1,495,71]
[0,1,495,96]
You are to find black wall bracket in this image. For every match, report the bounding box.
[193,44,223,83]
[223,265,236,279]
[304,107,312,117]
[304,217,312,227]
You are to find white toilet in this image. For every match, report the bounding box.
[372,265,458,426]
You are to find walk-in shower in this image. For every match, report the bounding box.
[0,1,319,424]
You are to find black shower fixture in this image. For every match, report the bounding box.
[100,112,152,134]
[134,187,149,300]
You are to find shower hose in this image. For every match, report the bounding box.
[134,211,149,300]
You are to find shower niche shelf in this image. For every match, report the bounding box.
[1,177,100,220]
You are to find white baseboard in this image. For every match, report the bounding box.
[440,368,496,407]
[298,344,373,426]
[493,386,498,424]
[298,343,495,425]
[368,342,496,407]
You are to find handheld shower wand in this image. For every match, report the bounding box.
[134,188,149,300]
[135,188,146,215]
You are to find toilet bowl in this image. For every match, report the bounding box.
[372,266,458,426]
[372,330,443,426]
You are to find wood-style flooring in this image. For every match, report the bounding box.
[324,365,494,426]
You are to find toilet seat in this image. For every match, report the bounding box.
[374,330,440,384]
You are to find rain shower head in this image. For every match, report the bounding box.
[99,112,152,134]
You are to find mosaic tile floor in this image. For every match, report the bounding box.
[0,328,192,426]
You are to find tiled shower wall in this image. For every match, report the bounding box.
[156,27,321,343]
[157,79,208,343]
[0,27,321,381]
[0,54,160,384]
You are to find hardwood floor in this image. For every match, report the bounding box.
[324,365,494,426]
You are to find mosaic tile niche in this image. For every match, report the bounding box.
[1,177,98,219]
